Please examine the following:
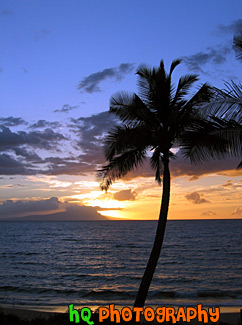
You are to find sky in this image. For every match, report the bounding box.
[0,0,242,220]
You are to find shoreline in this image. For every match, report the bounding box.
[1,305,241,324]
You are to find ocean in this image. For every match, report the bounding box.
[0,220,242,310]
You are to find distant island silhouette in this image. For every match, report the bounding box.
[2,205,109,221]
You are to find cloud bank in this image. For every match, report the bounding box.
[0,111,241,180]
[182,45,231,73]
[0,197,59,217]
[78,63,135,93]
[0,197,108,220]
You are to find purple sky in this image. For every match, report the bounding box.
[0,1,242,220]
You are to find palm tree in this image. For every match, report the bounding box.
[98,59,230,308]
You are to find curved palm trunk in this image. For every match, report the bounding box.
[134,154,171,308]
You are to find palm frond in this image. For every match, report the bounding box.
[110,92,159,127]
[169,59,182,76]
[209,116,242,155]
[97,149,146,191]
[184,83,214,111]
[172,74,199,105]
[180,118,241,164]
[206,82,242,121]
[150,148,163,184]
[158,60,166,78]
[136,65,155,104]
[103,125,152,161]
[172,83,214,135]
[136,61,170,117]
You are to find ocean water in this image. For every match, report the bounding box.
[0,220,242,309]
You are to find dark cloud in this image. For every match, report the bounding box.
[113,189,137,201]
[217,19,242,34]
[9,147,41,161]
[71,111,118,166]
[34,111,119,176]
[72,111,117,134]
[0,117,27,127]
[78,63,135,93]
[0,153,35,175]
[232,207,242,216]
[0,126,66,151]
[182,45,231,73]
[0,118,101,175]
[33,29,51,41]
[0,128,45,174]
[54,104,78,113]
[201,211,217,217]
[185,192,210,204]
[0,125,70,175]
[0,197,60,218]
[0,153,92,176]
[29,120,60,129]
[44,158,93,176]
[0,111,241,178]
[183,19,242,74]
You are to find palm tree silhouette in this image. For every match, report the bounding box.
[98,59,229,307]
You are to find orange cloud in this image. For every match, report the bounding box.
[185,192,210,204]
[201,210,217,216]
[113,189,137,201]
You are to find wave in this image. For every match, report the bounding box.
[150,289,242,300]
[197,289,242,298]
[0,286,79,295]
[150,291,176,298]
[2,285,241,301]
